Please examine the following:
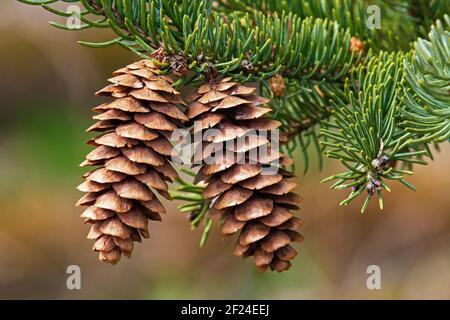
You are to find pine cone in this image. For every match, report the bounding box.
[76,59,186,264]
[187,77,303,272]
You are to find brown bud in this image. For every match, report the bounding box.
[204,63,219,82]
[241,59,254,72]
[371,155,390,171]
[350,37,364,54]
[170,55,188,77]
[269,74,286,97]
[366,181,376,196]
[150,47,168,63]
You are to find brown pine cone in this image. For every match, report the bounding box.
[76,59,187,264]
[187,77,303,272]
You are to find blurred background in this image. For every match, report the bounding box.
[1,1,449,299]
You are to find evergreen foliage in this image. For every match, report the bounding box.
[18,0,450,239]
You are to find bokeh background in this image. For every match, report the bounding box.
[1,1,449,299]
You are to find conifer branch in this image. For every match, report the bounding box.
[321,52,423,212]
[401,15,450,144]
[216,0,419,51]
[17,0,450,218]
